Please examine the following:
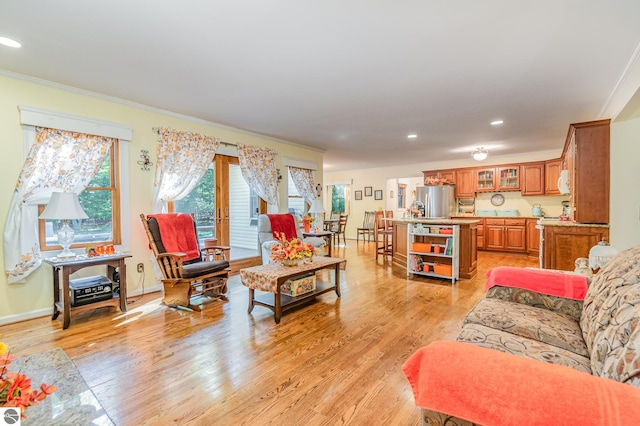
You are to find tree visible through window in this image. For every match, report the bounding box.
[331,185,346,213]
[173,168,215,241]
[40,141,120,249]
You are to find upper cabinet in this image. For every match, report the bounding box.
[423,169,455,185]
[496,166,520,191]
[476,166,520,192]
[544,159,562,195]
[475,168,496,191]
[521,162,545,196]
[562,120,610,224]
[454,169,475,198]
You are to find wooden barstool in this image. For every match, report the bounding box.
[374,211,393,259]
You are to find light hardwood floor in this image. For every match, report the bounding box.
[1,243,536,425]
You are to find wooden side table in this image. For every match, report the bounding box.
[302,231,333,257]
[43,254,131,329]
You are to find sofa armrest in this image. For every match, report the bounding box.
[403,341,640,426]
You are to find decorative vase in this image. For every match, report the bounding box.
[304,222,311,233]
[281,259,301,267]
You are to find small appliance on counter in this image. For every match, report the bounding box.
[559,200,571,220]
[531,204,544,217]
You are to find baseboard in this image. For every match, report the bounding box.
[0,307,52,326]
[0,287,164,326]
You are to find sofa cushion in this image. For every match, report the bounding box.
[457,324,592,374]
[463,298,589,357]
[580,245,640,385]
[486,286,584,322]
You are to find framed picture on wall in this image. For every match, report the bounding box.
[374,189,383,200]
[364,186,373,197]
[355,190,363,200]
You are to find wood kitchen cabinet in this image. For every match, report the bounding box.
[521,162,545,196]
[526,218,540,255]
[562,120,610,224]
[476,218,485,250]
[423,169,455,184]
[454,168,475,198]
[475,168,496,191]
[542,223,609,271]
[496,166,520,191]
[544,159,563,195]
[485,218,527,252]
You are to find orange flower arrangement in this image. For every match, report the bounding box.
[301,214,315,226]
[0,337,57,418]
[270,232,315,264]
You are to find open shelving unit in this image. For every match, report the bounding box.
[407,223,459,284]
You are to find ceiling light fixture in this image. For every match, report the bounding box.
[490,120,504,126]
[0,37,21,48]
[471,147,488,161]
[407,134,417,139]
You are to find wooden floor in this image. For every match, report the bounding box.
[1,243,536,426]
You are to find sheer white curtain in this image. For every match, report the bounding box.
[152,127,220,213]
[289,166,316,205]
[3,127,114,283]
[237,143,279,208]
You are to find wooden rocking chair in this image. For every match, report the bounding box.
[140,213,231,311]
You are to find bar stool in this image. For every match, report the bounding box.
[375,211,393,259]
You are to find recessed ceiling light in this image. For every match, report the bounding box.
[490,120,504,126]
[407,134,417,139]
[0,37,21,48]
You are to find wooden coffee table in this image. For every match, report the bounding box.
[240,256,346,323]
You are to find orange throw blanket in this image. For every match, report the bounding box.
[267,213,298,240]
[485,266,588,300]
[148,214,200,262]
[403,341,640,425]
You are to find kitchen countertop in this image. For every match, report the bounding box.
[392,218,480,225]
[537,219,610,228]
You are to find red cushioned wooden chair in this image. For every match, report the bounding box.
[140,213,230,311]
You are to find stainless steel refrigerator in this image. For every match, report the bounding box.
[416,185,456,218]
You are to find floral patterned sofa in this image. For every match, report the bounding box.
[403,245,640,425]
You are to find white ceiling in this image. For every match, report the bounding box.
[2,1,640,172]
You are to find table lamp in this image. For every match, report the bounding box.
[308,199,325,232]
[39,192,88,258]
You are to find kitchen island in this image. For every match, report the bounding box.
[392,218,479,280]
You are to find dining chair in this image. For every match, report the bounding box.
[357,211,376,242]
[333,214,348,246]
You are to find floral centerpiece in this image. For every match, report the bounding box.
[1,337,57,418]
[270,232,315,266]
[301,214,315,232]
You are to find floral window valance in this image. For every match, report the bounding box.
[237,143,279,207]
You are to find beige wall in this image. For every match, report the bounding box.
[610,115,640,250]
[0,73,322,324]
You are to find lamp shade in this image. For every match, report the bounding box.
[40,192,88,220]
[308,199,325,214]
[472,147,488,161]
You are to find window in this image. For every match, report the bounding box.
[287,169,306,217]
[40,141,121,250]
[173,168,215,242]
[397,183,407,209]
[330,184,350,214]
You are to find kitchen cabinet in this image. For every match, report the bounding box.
[423,169,455,184]
[476,166,520,192]
[526,218,540,255]
[475,168,496,191]
[455,168,475,198]
[496,166,520,191]
[541,223,609,271]
[521,162,545,196]
[485,218,527,253]
[562,120,610,224]
[544,159,563,195]
[476,218,485,250]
